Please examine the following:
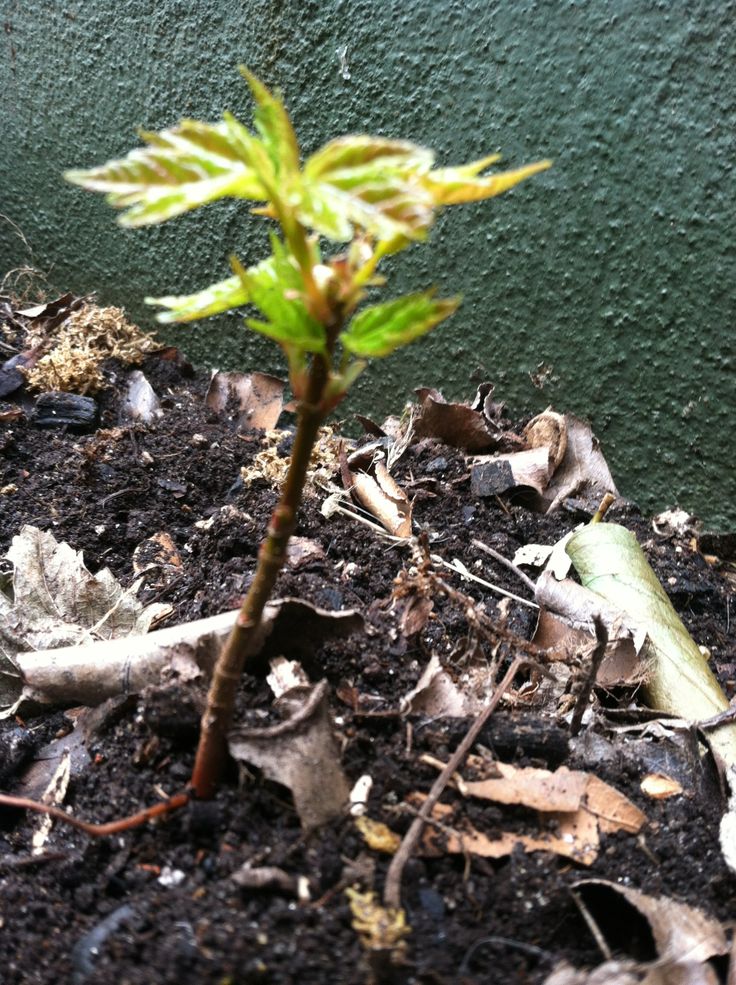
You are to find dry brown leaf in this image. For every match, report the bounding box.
[415,797,602,864]
[573,879,728,965]
[533,607,646,688]
[538,413,618,512]
[132,532,182,587]
[205,369,284,431]
[286,536,326,569]
[400,655,471,717]
[414,387,500,452]
[350,462,412,538]
[460,762,645,834]
[13,598,363,709]
[415,759,645,865]
[228,680,350,830]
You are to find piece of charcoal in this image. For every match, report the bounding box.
[31,391,98,430]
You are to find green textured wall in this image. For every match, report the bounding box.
[2,1,735,527]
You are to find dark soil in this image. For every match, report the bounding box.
[1,345,735,985]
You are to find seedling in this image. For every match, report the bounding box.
[65,69,550,801]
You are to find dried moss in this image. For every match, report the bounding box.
[23,302,160,395]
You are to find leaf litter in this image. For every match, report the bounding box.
[0,344,735,983]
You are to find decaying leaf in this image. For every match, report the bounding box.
[543,958,719,985]
[0,526,172,710]
[205,369,284,431]
[416,759,645,865]
[266,656,311,698]
[121,370,162,423]
[355,815,401,854]
[10,598,363,710]
[539,413,618,512]
[232,864,310,899]
[532,605,646,689]
[132,531,182,588]
[348,461,412,538]
[400,655,476,717]
[535,571,650,685]
[346,887,411,952]
[718,769,736,875]
[567,523,736,767]
[17,707,92,803]
[228,680,350,829]
[571,879,728,970]
[414,387,507,452]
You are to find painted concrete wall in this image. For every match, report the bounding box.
[2,1,735,527]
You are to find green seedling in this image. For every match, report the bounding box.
[65,69,550,801]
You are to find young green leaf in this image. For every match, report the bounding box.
[300,136,436,242]
[423,157,552,206]
[146,275,250,323]
[65,120,267,227]
[340,291,459,358]
[239,67,300,178]
[236,237,326,354]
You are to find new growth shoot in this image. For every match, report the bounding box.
[66,68,550,799]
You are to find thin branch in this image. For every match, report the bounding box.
[568,614,608,737]
[383,656,524,909]
[471,538,537,594]
[434,556,539,610]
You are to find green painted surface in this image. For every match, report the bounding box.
[2,1,734,527]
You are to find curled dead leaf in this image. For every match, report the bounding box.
[227,680,350,830]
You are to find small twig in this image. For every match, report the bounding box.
[568,614,608,737]
[436,556,539,610]
[0,791,189,837]
[569,887,612,961]
[458,936,553,976]
[471,538,537,594]
[697,704,736,731]
[383,656,524,909]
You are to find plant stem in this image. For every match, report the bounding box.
[190,352,331,799]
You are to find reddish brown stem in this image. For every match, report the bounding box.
[0,791,189,837]
[190,353,331,799]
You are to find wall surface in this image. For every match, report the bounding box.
[2,1,734,526]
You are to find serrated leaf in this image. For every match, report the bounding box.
[340,291,459,358]
[239,67,300,178]
[301,135,437,242]
[65,119,268,226]
[306,136,434,179]
[146,275,250,323]
[423,157,552,206]
[237,236,326,354]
